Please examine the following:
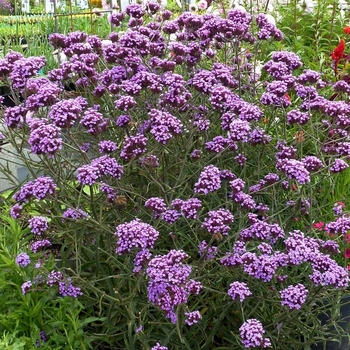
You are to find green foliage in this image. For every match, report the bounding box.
[276,0,347,72]
[1,2,350,349]
[0,203,102,349]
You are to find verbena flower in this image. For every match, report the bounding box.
[10,204,22,219]
[194,165,221,194]
[145,197,167,218]
[59,280,83,297]
[28,118,62,155]
[62,208,89,220]
[280,284,308,309]
[28,216,49,235]
[30,240,51,253]
[147,250,201,323]
[185,311,202,325]
[13,177,56,203]
[21,281,32,295]
[16,253,30,267]
[115,219,159,255]
[239,319,271,348]
[201,209,234,236]
[228,281,252,302]
[198,240,217,260]
[151,343,168,350]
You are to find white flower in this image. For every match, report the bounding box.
[301,0,315,13]
[189,3,198,12]
[197,0,207,10]
[265,14,276,26]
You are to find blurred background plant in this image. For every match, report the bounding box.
[0,0,13,15]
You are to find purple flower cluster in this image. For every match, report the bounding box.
[198,240,217,260]
[10,204,22,219]
[13,177,56,203]
[62,208,89,220]
[178,198,202,219]
[76,155,123,185]
[194,165,221,194]
[28,216,49,235]
[133,249,152,273]
[120,134,148,160]
[146,250,201,323]
[98,140,118,153]
[286,110,310,125]
[201,209,234,236]
[280,284,308,309]
[16,253,30,267]
[276,159,310,184]
[151,343,168,350]
[326,215,350,234]
[115,219,159,255]
[239,219,284,243]
[48,97,84,128]
[28,118,62,155]
[10,56,46,90]
[239,319,271,348]
[30,239,51,253]
[330,159,349,173]
[4,105,26,128]
[59,281,83,298]
[145,197,167,218]
[185,311,202,325]
[80,107,107,135]
[21,281,32,295]
[228,281,252,302]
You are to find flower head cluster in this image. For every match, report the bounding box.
[280,284,308,309]
[239,319,271,348]
[115,219,159,255]
[62,208,89,220]
[77,155,123,185]
[28,118,62,155]
[59,280,83,298]
[201,209,234,236]
[151,343,168,350]
[13,177,56,203]
[185,311,202,325]
[30,240,51,253]
[16,253,30,267]
[194,165,221,194]
[146,250,201,323]
[228,281,252,302]
[145,197,167,218]
[28,216,49,235]
[198,240,217,260]
[48,97,84,128]
[276,159,311,184]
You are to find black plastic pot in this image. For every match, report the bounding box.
[1,93,16,107]
[311,295,350,350]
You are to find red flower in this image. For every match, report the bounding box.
[332,39,345,61]
[343,233,350,243]
[345,248,350,259]
[344,27,350,35]
[313,222,325,230]
[291,183,298,192]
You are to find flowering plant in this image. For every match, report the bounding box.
[0,201,91,348]
[0,0,12,15]
[0,4,350,349]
